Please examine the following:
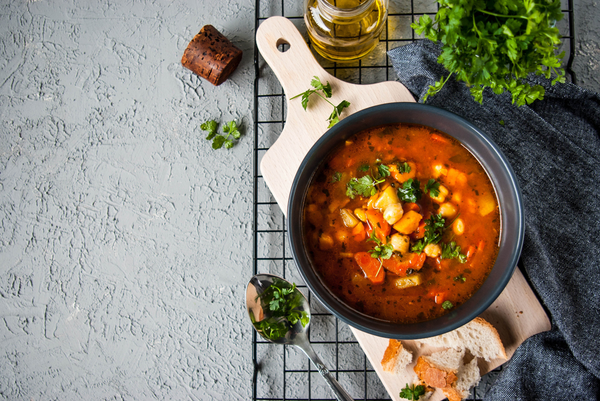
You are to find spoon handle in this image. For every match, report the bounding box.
[295,341,354,401]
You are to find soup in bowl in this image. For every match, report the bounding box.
[287,103,523,339]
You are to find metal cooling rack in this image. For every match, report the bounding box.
[251,1,576,400]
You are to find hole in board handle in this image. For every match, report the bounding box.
[276,38,290,53]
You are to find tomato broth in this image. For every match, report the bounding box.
[302,123,500,323]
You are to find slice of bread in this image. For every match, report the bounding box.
[416,317,506,361]
[442,357,481,401]
[413,348,464,389]
[381,339,413,373]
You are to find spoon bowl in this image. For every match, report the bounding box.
[246,273,353,401]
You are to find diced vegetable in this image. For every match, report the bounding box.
[393,210,423,234]
[438,202,458,218]
[478,192,496,216]
[367,192,379,209]
[410,220,426,240]
[354,208,367,222]
[374,186,400,211]
[366,209,391,242]
[382,252,426,276]
[335,231,349,242]
[403,203,421,213]
[352,222,367,242]
[340,252,354,258]
[392,273,423,289]
[319,233,334,250]
[432,164,447,178]
[430,133,450,144]
[452,218,465,235]
[446,168,467,186]
[340,208,359,228]
[430,184,449,203]
[329,198,350,213]
[383,203,404,225]
[354,252,385,284]
[389,162,417,183]
[390,233,410,254]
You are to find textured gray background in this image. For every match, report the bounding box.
[0,1,598,400]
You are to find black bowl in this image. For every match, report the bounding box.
[287,102,524,339]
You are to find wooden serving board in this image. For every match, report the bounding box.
[256,16,551,400]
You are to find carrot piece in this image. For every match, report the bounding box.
[427,289,447,304]
[465,245,477,261]
[352,222,366,242]
[382,252,426,276]
[366,209,391,242]
[432,256,450,271]
[403,202,421,213]
[354,252,385,284]
[430,133,450,144]
[410,220,427,240]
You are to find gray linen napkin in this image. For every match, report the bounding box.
[388,40,600,400]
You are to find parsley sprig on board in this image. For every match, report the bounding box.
[251,280,310,341]
[411,0,565,106]
[291,76,351,128]
[399,383,426,400]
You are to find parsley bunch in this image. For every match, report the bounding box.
[400,383,426,400]
[251,280,310,341]
[201,120,242,149]
[412,213,446,253]
[411,0,565,106]
[291,76,351,128]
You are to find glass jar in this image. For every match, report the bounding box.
[304,0,389,63]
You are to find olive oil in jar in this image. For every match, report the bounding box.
[304,0,388,63]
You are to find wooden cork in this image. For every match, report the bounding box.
[181,25,243,86]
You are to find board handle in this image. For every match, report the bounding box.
[256,16,334,98]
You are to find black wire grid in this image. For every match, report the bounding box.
[251,1,576,400]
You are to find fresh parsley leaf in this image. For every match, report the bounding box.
[441,241,467,263]
[377,164,390,179]
[201,120,218,140]
[442,300,454,310]
[399,383,426,400]
[328,100,351,128]
[397,178,422,203]
[346,175,384,199]
[331,172,342,183]
[411,0,565,106]
[291,77,351,128]
[367,231,393,260]
[212,135,226,149]
[424,179,440,198]
[358,164,370,172]
[398,162,411,174]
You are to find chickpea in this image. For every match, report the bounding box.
[424,243,442,258]
[453,218,465,235]
[438,202,458,218]
[383,203,404,225]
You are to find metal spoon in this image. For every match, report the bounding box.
[246,273,354,401]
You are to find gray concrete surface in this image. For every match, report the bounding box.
[0,0,598,400]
